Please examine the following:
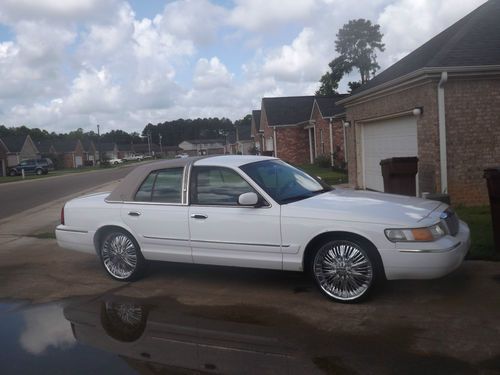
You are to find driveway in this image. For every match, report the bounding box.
[0,188,499,374]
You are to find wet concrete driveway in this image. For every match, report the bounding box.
[1,236,500,374]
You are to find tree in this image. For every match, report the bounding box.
[316,18,384,94]
[316,56,350,96]
[335,19,385,84]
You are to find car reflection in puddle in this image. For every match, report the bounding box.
[63,294,322,374]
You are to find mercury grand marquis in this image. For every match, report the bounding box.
[56,155,470,302]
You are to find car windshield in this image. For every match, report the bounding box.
[240,160,332,204]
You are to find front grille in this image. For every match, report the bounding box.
[443,209,459,236]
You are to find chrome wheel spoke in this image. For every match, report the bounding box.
[314,240,373,301]
[102,234,138,279]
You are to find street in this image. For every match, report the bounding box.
[0,164,140,219]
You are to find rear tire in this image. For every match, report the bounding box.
[310,237,383,303]
[99,230,146,281]
[35,168,43,175]
[9,169,17,176]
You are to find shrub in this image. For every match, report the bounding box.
[314,155,331,168]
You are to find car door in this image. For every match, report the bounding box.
[188,166,282,270]
[121,167,191,263]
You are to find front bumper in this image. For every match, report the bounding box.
[381,220,470,280]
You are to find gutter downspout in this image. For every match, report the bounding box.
[438,71,448,194]
[329,118,334,167]
[273,128,277,157]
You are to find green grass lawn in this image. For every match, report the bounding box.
[0,166,103,183]
[298,164,348,185]
[455,206,498,261]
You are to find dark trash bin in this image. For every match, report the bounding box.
[380,157,418,196]
[483,167,500,253]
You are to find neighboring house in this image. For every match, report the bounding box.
[99,143,119,160]
[179,139,225,156]
[259,96,347,165]
[82,140,97,165]
[117,143,134,160]
[163,146,182,158]
[339,0,500,206]
[34,140,57,158]
[250,110,263,153]
[0,135,40,168]
[312,95,349,168]
[225,132,238,155]
[132,143,160,157]
[236,122,254,155]
[51,139,84,168]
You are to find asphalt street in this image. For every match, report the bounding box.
[0,164,140,220]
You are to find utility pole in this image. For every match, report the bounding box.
[97,124,101,166]
[159,134,163,156]
[147,131,151,156]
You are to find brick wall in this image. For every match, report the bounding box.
[345,80,440,198]
[276,127,310,165]
[345,76,500,206]
[444,77,500,205]
[312,104,329,161]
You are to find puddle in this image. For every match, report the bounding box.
[0,295,497,374]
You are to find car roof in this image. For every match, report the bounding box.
[107,155,276,202]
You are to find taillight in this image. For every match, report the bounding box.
[61,205,65,225]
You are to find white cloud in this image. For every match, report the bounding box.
[193,57,233,89]
[229,0,318,31]
[159,0,226,44]
[20,304,75,355]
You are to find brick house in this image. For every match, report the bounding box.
[99,143,119,161]
[250,110,263,153]
[179,139,225,156]
[117,143,134,160]
[82,140,97,165]
[0,139,8,176]
[339,0,500,206]
[0,135,40,168]
[52,139,84,168]
[259,95,347,165]
[236,122,254,155]
[132,143,160,157]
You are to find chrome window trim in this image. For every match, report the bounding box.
[187,164,275,209]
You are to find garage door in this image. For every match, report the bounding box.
[361,116,417,192]
[75,156,83,168]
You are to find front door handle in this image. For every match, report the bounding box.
[128,211,141,217]
[190,214,208,220]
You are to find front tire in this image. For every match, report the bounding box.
[9,169,17,176]
[35,168,43,175]
[310,238,381,303]
[99,230,146,281]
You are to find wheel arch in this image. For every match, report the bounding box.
[93,225,139,255]
[302,231,386,279]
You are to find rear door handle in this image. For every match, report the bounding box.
[128,211,141,217]
[190,214,208,220]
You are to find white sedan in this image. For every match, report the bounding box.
[56,155,470,302]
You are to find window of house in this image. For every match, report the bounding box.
[135,168,184,203]
[190,166,255,205]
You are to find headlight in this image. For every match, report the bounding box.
[385,222,448,242]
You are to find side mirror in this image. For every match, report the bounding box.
[238,192,259,206]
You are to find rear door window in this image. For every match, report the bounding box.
[135,168,184,203]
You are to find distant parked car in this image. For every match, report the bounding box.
[40,158,55,171]
[123,155,144,162]
[175,153,189,159]
[108,158,123,165]
[9,159,49,176]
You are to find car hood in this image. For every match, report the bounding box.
[284,188,444,226]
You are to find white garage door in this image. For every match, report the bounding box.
[75,156,83,168]
[361,116,417,192]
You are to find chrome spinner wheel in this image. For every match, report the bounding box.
[313,240,374,302]
[101,233,139,280]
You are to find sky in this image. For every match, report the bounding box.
[0,0,487,133]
